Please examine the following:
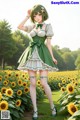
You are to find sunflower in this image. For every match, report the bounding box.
[17,90,22,96]
[11,82,16,87]
[4,75,8,79]
[61,87,66,92]
[22,74,25,78]
[58,83,62,88]
[15,73,19,77]
[67,103,78,115]
[0,76,2,81]
[17,80,23,86]
[0,100,8,110]
[0,92,2,100]
[6,88,13,97]
[8,73,11,77]
[1,87,7,94]
[15,99,21,107]
[66,84,74,94]
[3,80,8,86]
[74,82,78,86]
[62,80,66,84]
[6,79,9,84]
[37,80,41,86]
[24,87,29,93]
[0,75,2,78]
[23,82,27,87]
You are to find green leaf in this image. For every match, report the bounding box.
[19,107,24,113]
[21,97,27,102]
[72,110,80,117]
[9,104,15,108]
[68,110,80,120]
[57,93,68,102]
[68,94,73,99]
[11,110,20,118]
[61,99,68,105]
[68,117,76,120]
[75,95,80,99]
[58,106,67,115]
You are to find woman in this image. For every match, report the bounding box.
[17,4,58,120]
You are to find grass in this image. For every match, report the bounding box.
[37,91,68,120]
[22,90,69,120]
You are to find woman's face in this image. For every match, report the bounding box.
[33,12,42,23]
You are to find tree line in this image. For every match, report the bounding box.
[0,20,80,70]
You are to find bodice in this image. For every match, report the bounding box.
[29,23,46,37]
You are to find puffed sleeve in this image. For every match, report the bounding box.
[45,24,54,39]
[25,24,35,33]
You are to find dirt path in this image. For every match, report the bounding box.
[22,110,33,120]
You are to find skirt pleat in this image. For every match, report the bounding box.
[17,46,58,71]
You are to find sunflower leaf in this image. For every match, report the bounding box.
[58,106,67,114]
[68,110,80,120]
[61,99,68,105]
[9,104,15,108]
[68,116,76,120]
[11,110,20,118]
[75,95,80,99]
[21,97,27,102]
[68,94,74,99]
[72,110,80,117]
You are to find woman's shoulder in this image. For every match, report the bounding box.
[44,23,53,28]
[44,23,54,37]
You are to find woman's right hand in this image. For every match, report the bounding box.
[27,9,31,17]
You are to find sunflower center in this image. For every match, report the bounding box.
[8,91,11,94]
[19,81,21,84]
[25,88,28,91]
[17,101,19,105]
[71,107,77,112]
[69,87,73,91]
[1,103,6,109]
[3,89,6,93]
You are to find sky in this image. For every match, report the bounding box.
[0,0,80,51]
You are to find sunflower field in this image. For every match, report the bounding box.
[0,70,44,120]
[0,70,80,120]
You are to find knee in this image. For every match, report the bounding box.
[40,76,48,87]
[30,81,36,87]
[40,81,47,87]
[29,76,36,87]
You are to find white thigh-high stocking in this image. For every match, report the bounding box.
[40,76,56,115]
[29,76,38,117]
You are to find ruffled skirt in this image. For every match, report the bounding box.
[17,46,58,72]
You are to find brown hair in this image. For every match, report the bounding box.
[30,4,48,23]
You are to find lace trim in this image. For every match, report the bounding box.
[18,47,58,72]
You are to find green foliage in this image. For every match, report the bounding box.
[75,55,80,69]
[0,20,17,58]
[10,30,31,67]
[62,52,75,70]
[36,86,44,100]
[0,20,17,69]
[58,82,80,120]
[0,70,45,120]
[52,47,66,70]
[48,79,60,90]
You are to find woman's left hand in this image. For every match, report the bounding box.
[52,58,58,65]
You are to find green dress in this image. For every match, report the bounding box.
[17,23,58,72]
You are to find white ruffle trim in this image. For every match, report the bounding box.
[17,46,58,72]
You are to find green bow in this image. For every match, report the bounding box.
[29,41,43,47]
[36,24,43,29]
